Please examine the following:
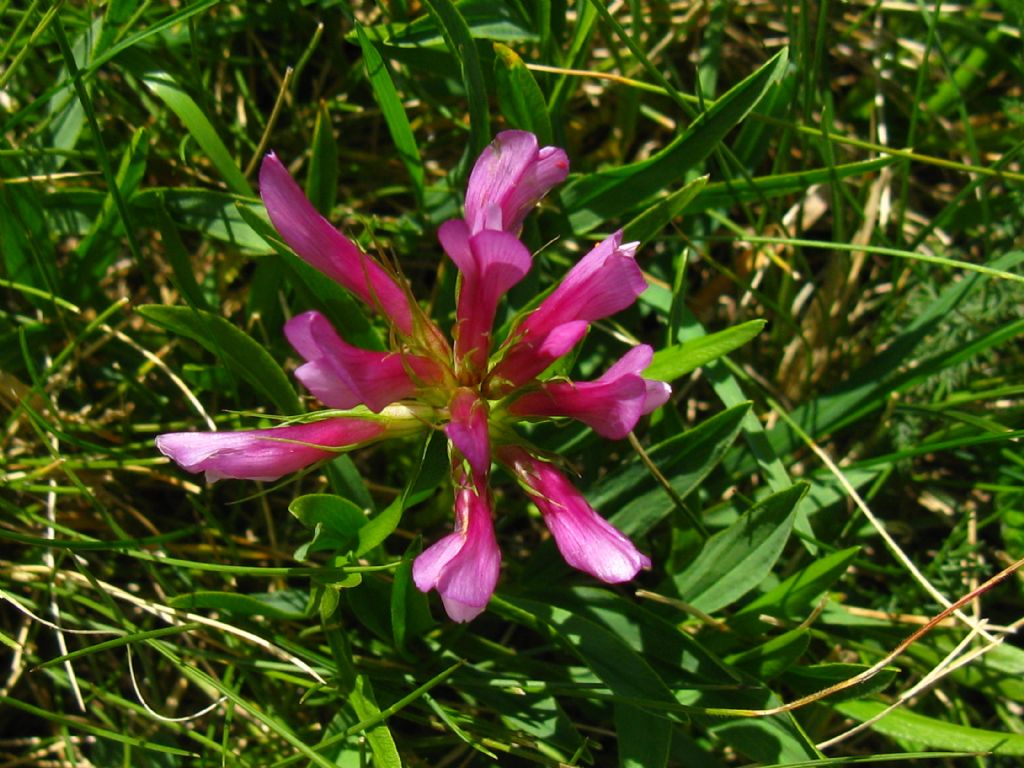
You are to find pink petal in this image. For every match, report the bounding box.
[284,311,441,412]
[508,345,670,438]
[500,447,650,583]
[643,380,672,413]
[486,232,645,390]
[413,475,501,622]
[259,153,414,334]
[464,131,569,234]
[486,320,588,392]
[598,345,671,414]
[444,389,491,477]
[509,375,647,439]
[519,231,645,339]
[438,223,532,376]
[156,418,386,482]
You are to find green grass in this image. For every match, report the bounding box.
[2,1,1023,766]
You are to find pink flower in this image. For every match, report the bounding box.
[499,447,651,583]
[508,345,670,439]
[156,418,387,482]
[285,311,444,413]
[160,132,671,622]
[260,153,416,335]
[465,130,569,235]
[412,471,501,622]
[487,231,646,390]
[438,221,532,377]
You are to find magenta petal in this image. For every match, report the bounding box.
[464,131,569,234]
[509,375,647,439]
[601,344,653,378]
[156,419,385,482]
[444,389,491,477]
[413,480,501,622]
[519,231,645,339]
[487,320,589,390]
[259,153,414,334]
[598,344,671,415]
[643,380,672,413]
[500,447,650,583]
[284,311,441,412]
[437,219,474,276]
[439,226,532,374]
[488,232,645,390]
[508,344,670,436]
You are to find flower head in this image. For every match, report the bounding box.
[158,131,669,622]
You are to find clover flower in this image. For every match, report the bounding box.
[157,131,669,622]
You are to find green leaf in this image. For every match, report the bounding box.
[421,0,490,156]
[622,174,708,245]
[727,630,810,679]
[168,589,310,620]
[119,51,252,196]
[356,25,425,203]
[833,700,1024,754]
[289,494,368,560]
[75,126,148,265]
[674,483,808,613]
[0,161,57,302]
[709,716,821,765]
[496,594,678,710]
[787,664,898,703]
[357,431,448,556]
[305,101,338,216]
[645,320,766,382]
[136,188,266,250]
[688,157,893,213]
[563,49,789,233]
[733,546,860,631]
[324,625,403,768]
[565,587,738,685]
[616,703,670,768]
[604,402,752,537]
[493,42,553,145]
[390,542,433,653]
[763,250,1024,462]
[136,304,299,414]
[152,193,211,311]
[368,1,537,46]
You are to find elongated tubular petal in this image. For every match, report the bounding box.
[509,376,647,440]
[602,345,672,414]
[259,153,414,334]
[488,232,645,389]
[508,345,669,438]
[284,311,443,412]
[413,472,501,622]
[499,446,650,583]
[156,418,386,482]
[438,220,532,376]
[486,320,588,392]
[465,130,569,235]
[520,231,646,338]
[444,389,491,477]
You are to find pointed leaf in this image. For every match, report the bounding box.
[674,483,808,613]
[645,320,766,383]
[564,50,789,233]
[137,304,299,414]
